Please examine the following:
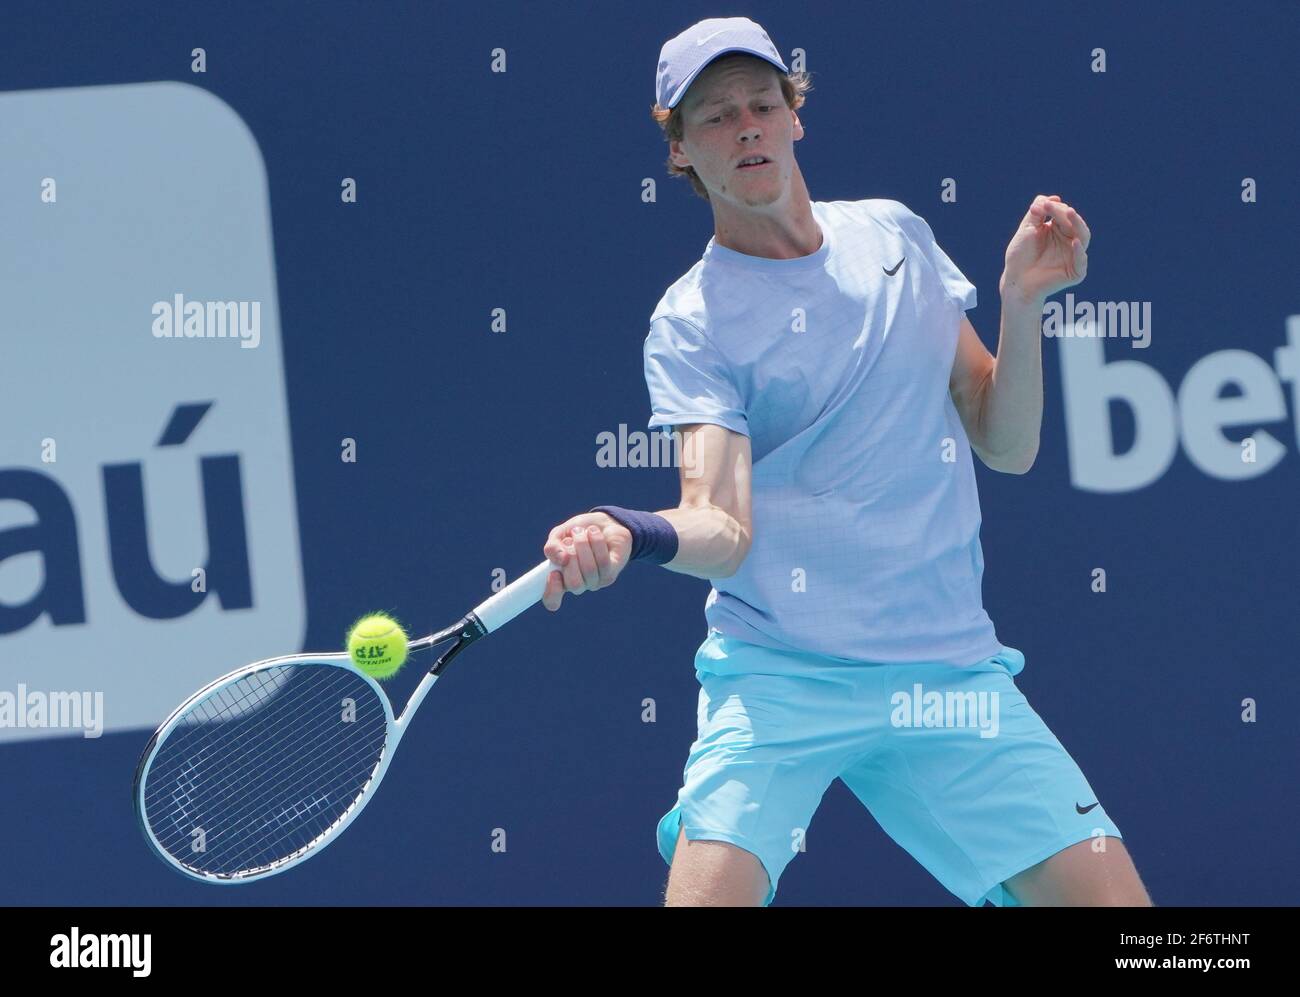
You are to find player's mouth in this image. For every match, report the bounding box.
[736,155,773,171]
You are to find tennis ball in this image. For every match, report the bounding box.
[346,613,409,680]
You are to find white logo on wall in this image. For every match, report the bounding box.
[1061,314,1300,492]
[0,82,306,742]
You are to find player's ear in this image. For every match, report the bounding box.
[669,137,692,170]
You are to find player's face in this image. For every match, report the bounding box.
[672,59,803,208]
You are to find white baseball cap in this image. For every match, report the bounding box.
[655,16,789,110]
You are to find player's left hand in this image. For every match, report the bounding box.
[1000,194,1090,302]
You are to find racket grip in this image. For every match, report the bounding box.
[471,559,558,633]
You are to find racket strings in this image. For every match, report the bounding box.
[141,663,390,877]
[147,667,374,827]
[146,668,387,874]
[147,668,373,834]
[203,722,387,874]
[157,700,383,870]
[147,665,385,862]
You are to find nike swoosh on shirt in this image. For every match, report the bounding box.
[1076,801,1100,814]
[883,257,905,276]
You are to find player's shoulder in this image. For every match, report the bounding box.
[827,198,939,250]
[810,198,928,246]
[645,304,709,349]
[647,268,711,344]
[824,197,923,228]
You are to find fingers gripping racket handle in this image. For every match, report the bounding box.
[470,560,557,633]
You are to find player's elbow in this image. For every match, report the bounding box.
[715,520,753,577]
[987,445,1038,474]
[972,425,1039,474]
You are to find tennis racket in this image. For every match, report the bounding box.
[133,559,556,883]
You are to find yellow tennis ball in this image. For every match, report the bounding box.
[346,613,409,680]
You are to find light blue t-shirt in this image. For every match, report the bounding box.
[644,198,1003,666]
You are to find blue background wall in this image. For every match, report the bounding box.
[2,0,1297,904]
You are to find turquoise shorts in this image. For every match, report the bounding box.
[657,631,1123,906]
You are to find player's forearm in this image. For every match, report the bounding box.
[657,504,751,579]
[978,281,1046,473]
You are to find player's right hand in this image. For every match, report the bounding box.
[542,512,632,611]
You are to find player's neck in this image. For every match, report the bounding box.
[709,165,820,261]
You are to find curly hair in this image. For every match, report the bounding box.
[650,53,813,201]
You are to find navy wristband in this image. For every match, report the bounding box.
[589,505,679,565]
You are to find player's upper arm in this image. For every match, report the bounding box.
[642,316,752,573]
[677,423,751,525]
[672,423,753,572]
[948,314,997,466]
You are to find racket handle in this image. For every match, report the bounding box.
[470,559,558,633]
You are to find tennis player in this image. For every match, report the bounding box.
[541,16,1152,907]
